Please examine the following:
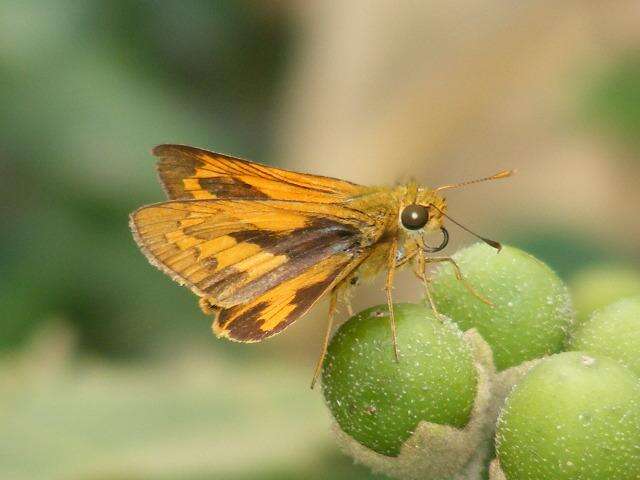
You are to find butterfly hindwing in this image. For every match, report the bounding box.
[213,252,362,342]
[153,144,367,202]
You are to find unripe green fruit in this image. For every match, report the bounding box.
[496,352,640,480]
[429,243,574,370]
[570,265,640,323]
[569,295,640,377]
[321,303,477,457]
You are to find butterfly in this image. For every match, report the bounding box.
[130,144,512,386]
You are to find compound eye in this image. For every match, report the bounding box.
[401,204,429,230]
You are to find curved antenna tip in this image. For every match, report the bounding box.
[485,238,503,252]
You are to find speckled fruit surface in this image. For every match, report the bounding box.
[321,303,478,456]
[429,243,574,370]
[496,352,640,480]
[569,295,640,377]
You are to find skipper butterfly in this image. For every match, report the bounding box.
[130,145,512,385]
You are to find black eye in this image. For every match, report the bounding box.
[401,204,429,230]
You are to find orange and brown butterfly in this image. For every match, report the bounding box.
[129,144,513,385]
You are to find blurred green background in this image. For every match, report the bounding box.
[1,2,639,479]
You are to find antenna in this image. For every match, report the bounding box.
[434,169,515,193]
[430,204,502,251]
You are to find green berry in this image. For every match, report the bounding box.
[321,303,477,457]
[429,243,574,370]
[569,295,640,377]
[496,352,640,480]
[570,265,640,323]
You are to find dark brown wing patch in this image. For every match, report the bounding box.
[208,220,360,306]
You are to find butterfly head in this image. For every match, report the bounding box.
[397,169,515,253]
[398,188,449,252]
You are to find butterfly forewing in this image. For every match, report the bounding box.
[154,144,365,202]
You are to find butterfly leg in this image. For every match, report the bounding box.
[385,239,400,362]
[310,289,338,389]
[342,275,358,317]
[414,249,441,317]
[346,301,354,317]
[423,256,493,306]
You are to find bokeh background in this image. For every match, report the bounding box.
[2,1,640,479]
